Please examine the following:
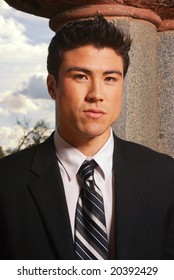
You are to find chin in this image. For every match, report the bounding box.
[81,127,110,139]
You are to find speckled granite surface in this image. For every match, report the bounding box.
[113,18,174,157]
[112,18,159,152]
[157,31,174,157]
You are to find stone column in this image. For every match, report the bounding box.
[112,18,159,151]
[157,29,174,157]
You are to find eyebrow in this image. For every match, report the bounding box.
[65,67,123,77]
[65,67,91,75]
[104,70,123,77]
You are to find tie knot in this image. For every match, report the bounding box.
[78,159,97,183]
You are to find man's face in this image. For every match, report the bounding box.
[47,45,124,147]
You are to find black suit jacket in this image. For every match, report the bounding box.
[0,132,174,259]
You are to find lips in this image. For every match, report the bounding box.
[83,109,105,119]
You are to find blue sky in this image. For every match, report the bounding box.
[0,1,55,149]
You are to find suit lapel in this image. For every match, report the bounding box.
[113,136,144,259]
[28,134,75,259]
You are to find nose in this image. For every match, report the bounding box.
[86,78,104,103]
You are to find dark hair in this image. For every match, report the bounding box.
[47,14,131,80]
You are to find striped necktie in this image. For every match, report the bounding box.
[74,159,109,259]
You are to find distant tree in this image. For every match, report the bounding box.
[0,146,5,158]
[6,118,51,155]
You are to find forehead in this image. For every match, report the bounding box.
[61,45,124,73]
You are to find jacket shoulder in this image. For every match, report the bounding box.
[114,135,174,168]
[0,143,39,169]
[0,133,55,173]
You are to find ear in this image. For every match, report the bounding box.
[47,74,57,100]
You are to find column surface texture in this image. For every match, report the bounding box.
[157,31,174,157]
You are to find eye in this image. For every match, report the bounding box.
[105,76,117,83]
[74,74,88,82]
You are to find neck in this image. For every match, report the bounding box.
[58,129,111,157]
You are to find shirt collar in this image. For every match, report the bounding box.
[92,130,114,181]
[54,129,114,182]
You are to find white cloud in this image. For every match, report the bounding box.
[0,14,27,45]
[0,106,8,115]
[0,1,11,12]
[0,73,50,117]
[0,72,54,120]
[0,9,49,94]
[0,121,54,151]
[0,90,38,114]
[17,74,49,99]
[0,15,47,65]
[0,90,55,149]
[0,3,55,149]
[0,125,23,149]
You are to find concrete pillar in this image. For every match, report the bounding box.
[112,19,159,151]
[157,31,174,157]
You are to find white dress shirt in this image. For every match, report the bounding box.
[54,129,115,258]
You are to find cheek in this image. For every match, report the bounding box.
[57,84,85,110]
[56,91,83,118]
[109,88,123,110]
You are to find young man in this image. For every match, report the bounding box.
[0,15,174,260]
